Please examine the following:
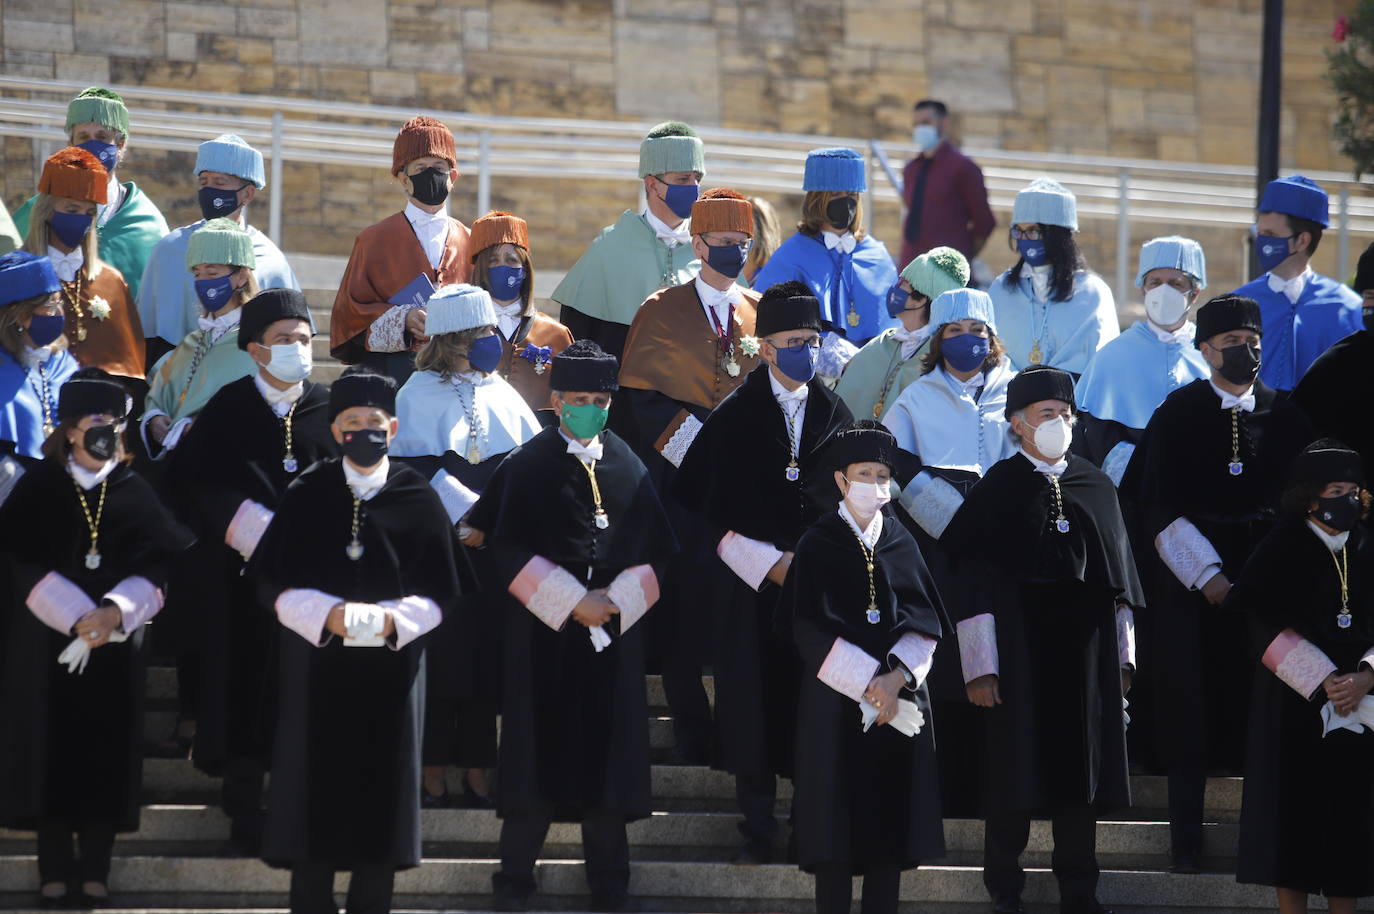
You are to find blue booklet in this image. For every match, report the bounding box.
[389,273,436,308]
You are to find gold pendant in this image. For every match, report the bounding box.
[467,442,481,463]
[872,399,884,419]
[724,357,740,378]
[847,309,861,327]
[1028,342,1043,365]
[77,327,88,342]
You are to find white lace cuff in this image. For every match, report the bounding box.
[900,471,964,539]
[716,531,784,592]
[1155,517,1223,590]
[817,637,880,702]
[957,612,999,683]
[656,411,703,469]
[27,571,98,634]
[606,564,659,634]
[889,631,938,690]
[0,453,25,507]
[1102,441,1135,488]
[378,595,443,650]
[431,468,480,525]
[275,588,341,646]
[102,576,163,632]
[1263,628,1337,699]
[367,304,413,353]
[509,555,586,631]
[1116,605,1136,669]
[226,499,275,559]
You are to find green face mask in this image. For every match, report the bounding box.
[560,401,609,439]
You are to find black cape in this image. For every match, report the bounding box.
[941,452,1141,813]
[1291,329,1374,480]
[786,509,947,873]
[248,458,461,869]
[163,376,338,772]
[672,365,854,778]
[468,427,677,821]
[0,460,193,831]
[1228,518,1374,897]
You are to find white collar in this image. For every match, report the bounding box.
[694,274,741,310]
[891,324,932,360]
[822,230,857,254]
[942,366,985,394]
[404,200,448,226]
[838,499,883,550]
[96,172,121,227]
[493,299,524,317]
[1306,518,1350,552]
[68,455,118,491]
[22,346,54,371]
[343,456,389,501]
[198,307,242,342]
[769,368,809,403]
[1267,267,1312,302]
[1208,378,1256,412]
[1028,263,1053,301]
[47,245,85,282]
[558,428,604,462]
[253,372,304,412]
[643,208,691,246]
[1019,447,1068,477]
[1147,319,1193,345]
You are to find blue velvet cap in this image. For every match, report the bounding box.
[802,147,866,193]
[1259,174,1329,227]
[1135,236,1208,288]
[0,251,61,307]
[193,133,266,188]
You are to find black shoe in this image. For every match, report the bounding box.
[36,891,69,910]
[228,813,264,857]
[992,902,1025,914]
[421,787,450,809]
[1061,901,1112,914]
[72,886,111,909]
[491,873,532,912]
[459,777,492,809]
[590,893,639,913]
[731,840,772,865]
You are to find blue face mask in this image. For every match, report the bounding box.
[1256,235,1293,274]
[198,183,247,221]
[942,332,990,373]
[659,180,699,220]
[466,333,504,374]
[26,314,65,348]
[886,283,914,319]
[1017,237,1048,267]
[195,273,237,313]
[774,341,819,384]
[488,264,525,300]
[703,240,747,279]
[77,139,119,173]
[49,211,93,249]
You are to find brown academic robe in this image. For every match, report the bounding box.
[496,312,574,414]
[61,263,145,381]
[329,212,471,363]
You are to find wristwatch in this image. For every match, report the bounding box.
[894,662,915,688]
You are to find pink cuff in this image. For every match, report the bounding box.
[889,631,938,689]
[957,613,999,683]
[275,588,341,646]
[606,564,659,634]
[102,576,163,632]
[509,555,586,631]
[226,499,274,559]
[1263,628,1337,698]
[378,595,443,650]
[817,637,881,703]
[27,571,97,634]
[717,531,784,592]
[1116,605,1136,669]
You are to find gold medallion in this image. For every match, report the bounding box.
[1028,342,1043,365]
[847,309,861,327]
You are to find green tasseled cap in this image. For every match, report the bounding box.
[186,217,257,270]
[639,121,705,178]
[901,246,970,300]
[65,87,131,136]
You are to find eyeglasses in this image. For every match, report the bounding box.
[768,336,822,352]
[1010,226,1043,241]
[701,234,753,252]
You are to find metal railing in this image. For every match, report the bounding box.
[3,75,1372,301]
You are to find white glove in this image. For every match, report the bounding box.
[859,697,924,737]
[1321,696,1374,736]
[588,625,613,653]
[1123,696,1131,729]
[343,602,387,647]
[57,629,129,675]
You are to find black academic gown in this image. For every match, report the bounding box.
[0,460,193,831]
[1229,518,1374,898]
[786,508,948,874]
[941,453,1142,814]
[164,376,338,773]
[673,365,854,779]
[1292,330,1374,481]
[249,459,461,870]
[1122,377,1313,773]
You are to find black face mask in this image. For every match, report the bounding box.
[1217,342,1261,385]
[82,424,120,461]
[341,427,389,466]
[1313,492,1361,532]
[408,168,450,207]
[825,196,857,231]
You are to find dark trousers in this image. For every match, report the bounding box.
[289,862,394,914]
[37,819,115,885]
[814,863,901,914]
[654,558,713,761]
[983,807,1098,906]
[221,756,265,847]
[735,772,778,848]
[496,811,629,900]
[421,694,498,769]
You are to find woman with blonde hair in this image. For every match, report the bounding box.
[0,252,80,465]
[741,195,781,287]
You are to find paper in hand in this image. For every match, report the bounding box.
[859,697,924,737]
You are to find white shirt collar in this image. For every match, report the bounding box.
[47,245,85,283]
[1147,319,1193,345]
[1267,267,1313,304]
[1019,447,1068,477]
[822,230,857,254]
[343,456,389,501]
[1306,518,1350,552]
[769,367,809,403]
[494,300,524,338]
[838,499,883,550]
[95,172,122,227]
[942,365,985,395]
[643,208,691,247]
[1208,378,1256,412]
[694,275,741,324]
[253,372,304,416]
[22,346,54,371]
[558,428,604,462]
[404,199,448,227]
[1027,263,1054,301]
[68,455,118,491]
[891,324,932,361]
[197,307,242,343]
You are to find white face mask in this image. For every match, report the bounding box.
[1143,283,1190,329]
[844,477,892,517]
[1029,415,1072,460]
[912,124,940,153]
[263,341,313,383]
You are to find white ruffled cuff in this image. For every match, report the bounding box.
[27,571,98,634]
[430,468,480,525]
[1155,517,1224,590]
[1262,628,1337,699]
[957,612,999,684]
[275,588,341,646]
[716,531,783,592]
[817,637,880,703]
[657,412,703,469]
[367,304,412,353]
[378,595,443,650]
[1116,605,1136,669]
[102,576,163,632]
[226,499,275,559]
[509,555,586,631]
[606,564,659,633]
[899,471,964,539]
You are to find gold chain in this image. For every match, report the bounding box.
[1049,474,1070,533]
[1330,545,1350,611]
[1230,406,1241,468]
[281,399,298,464]
[782,398,802,477]
[850,526,878,619]
[178,336,212,405]
[578,458,609,528]
[33,363,55,438]
[73,476,107,560]
[61,274,86,343]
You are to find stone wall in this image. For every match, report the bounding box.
[1,0,1364,293]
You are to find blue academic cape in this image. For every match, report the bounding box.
[1229,272,1362,392]
[0,348,80,460]
[1075,320,1211,432]
[752,231,898,343]
[988,269,1118,375]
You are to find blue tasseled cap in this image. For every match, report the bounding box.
[0,251,61,307]
[1259,175,1329,227]
[802,147,866,193]
[193,133,266,188]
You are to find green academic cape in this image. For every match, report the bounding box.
[144,326,256,424]
[551,210,699,327]
[834,328,933,422]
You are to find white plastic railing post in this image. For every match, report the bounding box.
[269,111,284,246]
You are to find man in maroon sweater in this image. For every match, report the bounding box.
[899,99,997,270]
